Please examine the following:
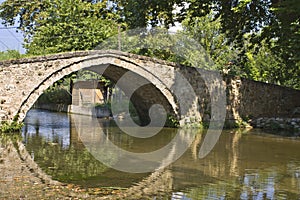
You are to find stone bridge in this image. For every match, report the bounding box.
[0,50,299,126]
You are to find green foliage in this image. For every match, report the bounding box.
[131,48,182,64]
[0,50,23,61]
[74,70,104,82]
[94,102,111,109]
[37,88,71,104]
[29,0,120,55]
[113,0,300,88]
[0,121,23,133]
[0,132,22,145]
[98,27,213,68]
[0,0,120,55]
[182,11,240,72]
[165,114,180,128]
[116,0,186,28]
[223,119,251,129]
[25,135,115,182]
[181,10,297,88]
[0,113,23,133]
[243,39,285,84]
[199,121,210,129]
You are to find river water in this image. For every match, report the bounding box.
[20,109,300,199]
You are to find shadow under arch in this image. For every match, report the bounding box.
[17,51,179,125]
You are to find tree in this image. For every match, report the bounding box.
[105,0,299,87]
[243,39,286,84]
[265,0,300,88]
[185,0,300,88]
[115,0,186,28]
[182,11,240,73]
[0,0,121,54]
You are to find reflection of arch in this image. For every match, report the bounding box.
[72,113,195,173]
[71,114,195,198]
[17,51,179,125]
[18,142,60,185]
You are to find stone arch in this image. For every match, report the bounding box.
[17,52,179,125]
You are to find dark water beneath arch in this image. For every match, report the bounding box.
[21,109,300,199]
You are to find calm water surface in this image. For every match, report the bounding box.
[22,109,300,199]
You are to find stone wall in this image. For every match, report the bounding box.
[252,117,300,134]
[177,66,300,124]
[229,76,300,119]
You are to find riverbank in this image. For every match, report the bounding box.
[251,117,300,135]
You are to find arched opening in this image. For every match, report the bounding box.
[87,64,176,126]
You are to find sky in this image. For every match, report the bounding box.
[0,0,25,53]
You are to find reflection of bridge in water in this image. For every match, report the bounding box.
[7,110,300,199]
[71,114,300,199]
